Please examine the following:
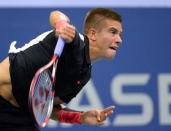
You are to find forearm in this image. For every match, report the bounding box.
[50,105,114,126]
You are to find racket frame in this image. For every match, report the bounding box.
[29,56,58,128]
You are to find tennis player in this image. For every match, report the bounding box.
[0,8,122,131]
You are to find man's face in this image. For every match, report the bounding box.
[95,19,122,59]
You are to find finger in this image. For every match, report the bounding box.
[65,31,75,41]
[65,26,75,38]
[62,26,75,42]
[64,24,75,33]
[102,106,115,114]
[106,110,113,116]
[67,24,75,31]
[60,30,73,42]
[96,111,101,122]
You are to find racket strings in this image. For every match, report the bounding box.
[33,71,53,125]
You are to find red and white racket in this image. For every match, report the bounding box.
[28,25,65,127]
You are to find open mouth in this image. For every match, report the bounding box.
[109,47,117,50]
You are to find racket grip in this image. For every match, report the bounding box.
[54,37,65,57]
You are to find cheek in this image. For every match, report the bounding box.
[102,36,113,47]
[99,35,112,42]
[97,33,112,48]
[102,33,113,41]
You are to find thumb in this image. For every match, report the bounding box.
[96,111,101,122]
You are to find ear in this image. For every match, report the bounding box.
[88,28,97,41]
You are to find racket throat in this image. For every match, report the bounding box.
[52,61,58,83]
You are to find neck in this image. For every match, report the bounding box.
[89,43,101,63]
[87,34,102,63]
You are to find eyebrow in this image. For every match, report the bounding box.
[109,27,122,34]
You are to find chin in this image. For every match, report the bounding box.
[110,56,115,59]
[107,53,116,59]
[105,55,115,60]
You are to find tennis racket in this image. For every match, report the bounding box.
[28,34,65,127]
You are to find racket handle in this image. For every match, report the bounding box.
[54,37,65,57]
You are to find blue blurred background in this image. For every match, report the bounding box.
[0,1,171,131]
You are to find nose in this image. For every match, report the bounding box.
[114,34,122,46]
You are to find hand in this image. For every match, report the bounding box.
[80,106,115,125]
[55,22,76,43]
[49,10,76,43]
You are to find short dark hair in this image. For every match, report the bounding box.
[84,8,122,34]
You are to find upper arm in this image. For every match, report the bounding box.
[0,57,11,85]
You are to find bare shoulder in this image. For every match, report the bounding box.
[0,57,11,85]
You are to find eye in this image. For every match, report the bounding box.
[109,28,118,35]
[109,28,122,39]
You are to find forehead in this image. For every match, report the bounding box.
[102,19,122,32]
